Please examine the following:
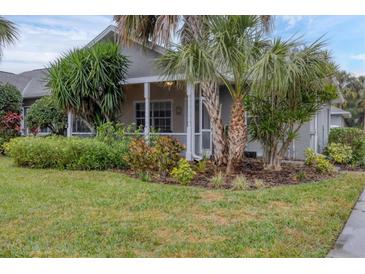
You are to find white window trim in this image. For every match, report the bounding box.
[133,99,174,133]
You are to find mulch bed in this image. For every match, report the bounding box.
[114,158,337,190]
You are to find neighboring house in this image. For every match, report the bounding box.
[330,106,351,128]
[0,25,345,160]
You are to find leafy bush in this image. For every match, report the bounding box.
[210,172,225,188]
[315,155,336,173]
[326,143,353,164]
[124,138,157,172]
[154,136,184,177]
[0,83,22,117]
[5,136,128,170]
[304,148,317,166]
[194,159,208,173]
[96,122,141,145]
[170,159,196,185]
[305,148,335,174]
[232,175,250,190]
[329,128,365,166]
[124,135,184,177]
[25,96,67,135]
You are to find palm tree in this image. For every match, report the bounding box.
[249,38,336,170]
[0,16,18,59]
[205,16,271,173]
[114,15,229,165]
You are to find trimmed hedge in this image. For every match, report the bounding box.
[328,127,365,166]
[5,136,128,170]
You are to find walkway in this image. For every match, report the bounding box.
[328,189,365,257]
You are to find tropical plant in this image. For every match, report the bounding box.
[328,127,365,166]
[326,143,352,165]
[114,15,229,166]
[247,38,337,170]
[170,158,196,185]
[0,83,22,153]
[47,42,129,129]
[335,70,365,128]
[304,148,335,174]
[0,83,22,117]
[156,16,272,171]
[0,16,18,59]
[25,96,67,135]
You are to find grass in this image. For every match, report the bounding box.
[0,156,364,257]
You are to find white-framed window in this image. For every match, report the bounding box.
[135,101,172,133]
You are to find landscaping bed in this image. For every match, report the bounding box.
[120,158,336,190]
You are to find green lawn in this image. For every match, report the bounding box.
[0,156,364,257]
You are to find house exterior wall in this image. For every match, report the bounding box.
[219,87,330,160]
[119,83,187,133]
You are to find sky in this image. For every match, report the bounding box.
[0,15,364,76]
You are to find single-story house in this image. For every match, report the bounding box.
[0,25,346,160]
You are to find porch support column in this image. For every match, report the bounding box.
[67,111,72,137]
[186,83,194,161]
[144,82,150,141]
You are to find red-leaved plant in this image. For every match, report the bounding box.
[0,112,22,136]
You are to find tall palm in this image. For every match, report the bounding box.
[114,15,229,165]
[207,16,271,173]
[0,16,18,59]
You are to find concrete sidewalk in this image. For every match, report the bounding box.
[328,190,365,257]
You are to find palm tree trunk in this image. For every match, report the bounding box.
[200,82,227,166]
[226,97,247,173]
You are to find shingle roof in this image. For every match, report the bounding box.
[0,68,50,99]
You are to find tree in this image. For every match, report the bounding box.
[0,83,22,117]
[26,96,67,135]
[0,83,22,152]
[247,38,337,170]
[0,16,18,59]
[335,70,365,128]
[47,42,129,129]
[114,15,228,165]
[114,16,271,169]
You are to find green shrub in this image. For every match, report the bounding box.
[304,148,317,166]
[124,138,157,172]
[124,135,184,177]
[326,143,353,164]
[96,122,141,145]
[329,127,365,166]
[0,83,22,117]
[232,175,250,190]
[304,148,335,174]
[154,136,184,177]
[5,136,128,170]
[170,159,196,185]
[25,96,67,135]
[210,172,225,188]
[194,159,208,173]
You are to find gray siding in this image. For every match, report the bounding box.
[219,87,330,160]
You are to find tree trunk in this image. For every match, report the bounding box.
[226,97,247,173]
[200,82,227,166]
[264,147,282,171]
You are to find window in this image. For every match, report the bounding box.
[135,101,172,133]
[72,117,91,133]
